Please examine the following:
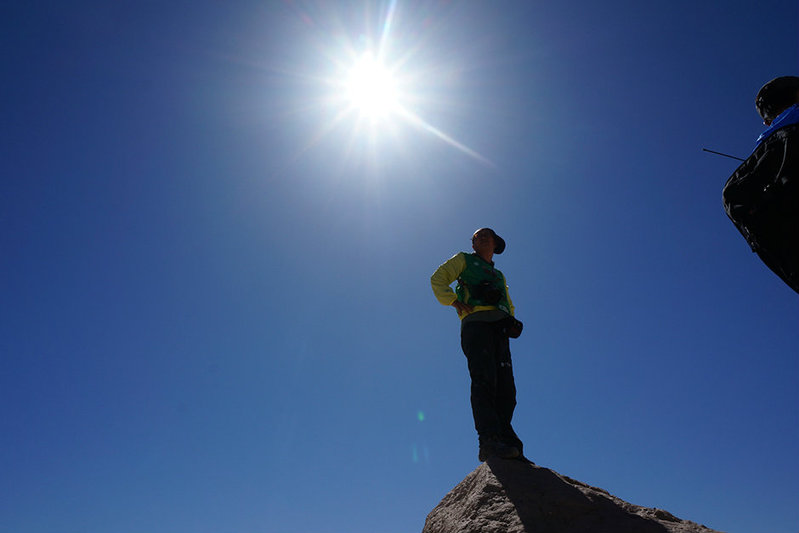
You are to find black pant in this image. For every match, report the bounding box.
[460,320,522,453]
[752,204,799,294]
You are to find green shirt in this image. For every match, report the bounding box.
[431,252,515,320]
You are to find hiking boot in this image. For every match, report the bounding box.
[478,438,520,461]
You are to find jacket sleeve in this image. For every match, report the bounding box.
[431,253,466,306]
[503,273,515,316]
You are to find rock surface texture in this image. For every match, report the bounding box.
[422,459,723,533]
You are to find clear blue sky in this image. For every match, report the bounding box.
[2,2,797,533]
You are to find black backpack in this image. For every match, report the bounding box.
[722,123,799,294]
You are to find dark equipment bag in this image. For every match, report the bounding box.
[722,124,799,294]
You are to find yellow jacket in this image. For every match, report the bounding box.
[431,252,515,320]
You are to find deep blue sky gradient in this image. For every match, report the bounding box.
[2,2,798,533]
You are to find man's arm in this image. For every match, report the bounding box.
[431,253,472,315]
[502,273,515,316]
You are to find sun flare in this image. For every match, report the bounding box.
[302,2,493,166]
[345,52,398,118]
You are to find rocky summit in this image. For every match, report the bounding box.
[422,459,723,533]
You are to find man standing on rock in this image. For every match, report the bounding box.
[431,228,526,462]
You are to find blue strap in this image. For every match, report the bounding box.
[756,104,799,146]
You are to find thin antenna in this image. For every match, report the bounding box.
[702,148,745,162]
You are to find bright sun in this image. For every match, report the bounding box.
[344,51,399,118]
[309,5,493,167]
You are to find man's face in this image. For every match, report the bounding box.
[472,230,495,255]
[764,88,799,125]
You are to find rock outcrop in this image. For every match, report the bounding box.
[422,459,723,533]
